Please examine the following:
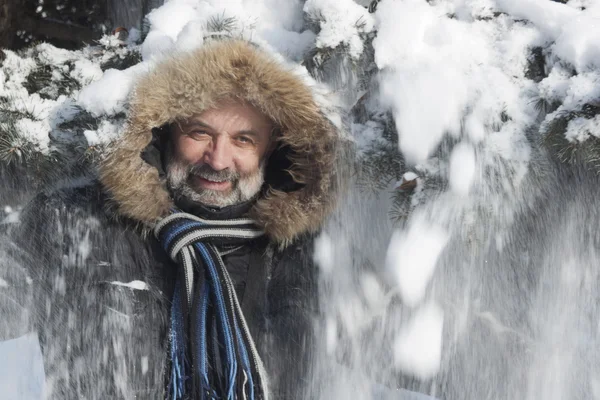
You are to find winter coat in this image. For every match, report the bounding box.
[1,40,340,399]
[7,183,318,399]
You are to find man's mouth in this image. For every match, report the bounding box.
[191,175,232,191]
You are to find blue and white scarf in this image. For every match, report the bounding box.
[155,211,269,400]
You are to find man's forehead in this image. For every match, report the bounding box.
[175,102,274,133]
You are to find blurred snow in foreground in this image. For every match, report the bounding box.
[0,334,45,399]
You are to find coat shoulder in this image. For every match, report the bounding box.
[22,180,107,219]
[272,233,319,272]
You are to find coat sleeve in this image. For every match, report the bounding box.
[5,187,173,399]
[0,191,65,400]
[1,190,77,341]
[0,219,36,341]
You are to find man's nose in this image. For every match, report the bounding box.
[203,136,232,171]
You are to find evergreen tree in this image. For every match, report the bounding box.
[1,0,599,219]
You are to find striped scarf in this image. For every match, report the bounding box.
[155,211,270,400]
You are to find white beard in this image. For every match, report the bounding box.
[166,156,266,208]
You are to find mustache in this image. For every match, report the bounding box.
[187,164,239,183]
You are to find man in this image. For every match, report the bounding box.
[7,40,340,399]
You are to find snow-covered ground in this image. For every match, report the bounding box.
[2,0,600,399]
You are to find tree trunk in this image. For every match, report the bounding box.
[21,16,98,44]
[0,0,23,50]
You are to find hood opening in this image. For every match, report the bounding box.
[100,39,341,244]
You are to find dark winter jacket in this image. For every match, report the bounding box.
[8,183,318,399]
[1,40,340,399]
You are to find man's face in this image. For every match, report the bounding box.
[166,100,274,208]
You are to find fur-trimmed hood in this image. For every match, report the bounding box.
[100,40,340,245]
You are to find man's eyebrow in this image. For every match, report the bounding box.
[236,130,260,138]
[179,120,214,130]
[178,120,263,138]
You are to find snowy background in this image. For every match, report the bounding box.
[2,0,600,399]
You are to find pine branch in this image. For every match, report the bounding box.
[206,14,237,34]
[532,97,560,119]
[525,47,546,83]
[388,189,414,222]
[101,50,142,71]
[23,62,81,100]
[57,108,101,131]
[542,104,600,172]
[0,120,37,165]
[356,142,404,194]
[0,104,39,122]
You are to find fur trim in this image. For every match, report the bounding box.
[100,40,340,244]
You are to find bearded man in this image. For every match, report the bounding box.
[6,40,340,399]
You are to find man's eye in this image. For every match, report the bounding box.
[237,136,254,144]
[188,130,208,139]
